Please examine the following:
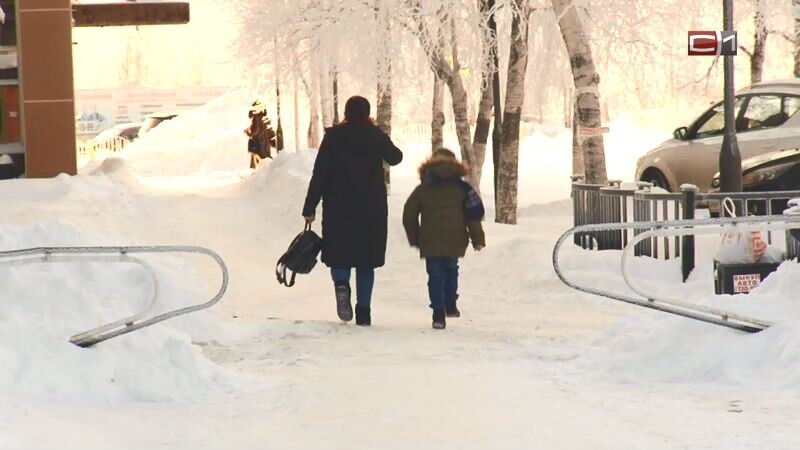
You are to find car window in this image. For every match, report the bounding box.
[695,97,744,138]
[741,95,785,131]
[122,128,139,141]
[784,96,800,118]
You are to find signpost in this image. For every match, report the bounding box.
[719,0,742,195]
[687,0,741,196]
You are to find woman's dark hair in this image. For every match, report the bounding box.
[344,96,371,121]
[433,148,457,159]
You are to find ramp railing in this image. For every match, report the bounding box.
[0,245,228,347]
[553,214,800,333]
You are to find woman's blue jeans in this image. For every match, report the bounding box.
[331,268,375,307]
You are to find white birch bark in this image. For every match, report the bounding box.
[552,0,607,185]
[294,75,300,152]
[308,55,321,148]
[572,107,584,178]
[319,56,333,128]
[471,0,495,192]
[495,0,531,225]
[375,0,393,190]
[794,0,800,77]
[408,1,479,189]
[744,0,767,84]
[432,74,445,153]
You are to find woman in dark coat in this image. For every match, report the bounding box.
[302,96,403,326]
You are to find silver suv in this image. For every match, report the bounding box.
[635,79,800,192]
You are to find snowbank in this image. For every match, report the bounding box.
[115,90,253,178]
[0,221,240,402]
[559,240,800,389]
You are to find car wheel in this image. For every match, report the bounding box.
[641,169,671,191]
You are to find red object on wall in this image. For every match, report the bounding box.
[3,86,21,143]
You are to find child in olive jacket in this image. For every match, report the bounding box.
[402,148,486,329]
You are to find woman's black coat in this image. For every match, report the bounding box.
[302,122,403,269]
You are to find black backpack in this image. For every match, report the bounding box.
[457,179,485,221]
[276,224,323,287]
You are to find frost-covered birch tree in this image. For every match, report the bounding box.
[552,0,607,185]
[794,0,800,77]
[375,0,394,188]
[407,0,485,189]
[495,0,530,224]
[431,74,445,152]
[739,0,768,84]
[471,0,499,191]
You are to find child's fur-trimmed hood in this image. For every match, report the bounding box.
[418,155,469,183]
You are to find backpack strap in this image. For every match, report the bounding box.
[275,255,297,287]
[276,224,314,287]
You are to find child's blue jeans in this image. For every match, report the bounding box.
[331,268,375,307]
[425,257,459,310]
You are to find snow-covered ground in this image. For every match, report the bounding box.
[3,93,800,449]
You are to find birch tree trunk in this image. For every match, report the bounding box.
[472,83,491,191]
[294,76,300,152]
[795,0,800,77]
[751,0,767,84]
[449,71,479,188]
[471,0,495,192]
[431,19,446,154]
[331,67,340,125]
[275,63,285,153]
[432,74,445,153]
[408,1,479,188]
[495,0,531,225]
[552,0,607,185]
[448,17,479,188]
[308,59,321,148]
[572,107,584,177]
[319,57,333,128]
[376,0,393,191]
[488,0,503,205]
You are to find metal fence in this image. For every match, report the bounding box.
[571,181,800,282]
[632,186,684,260]
[76,136,129,160]
[571,180,636,250]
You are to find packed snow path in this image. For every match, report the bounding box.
[3,153,800,449]
[3,96,800,448]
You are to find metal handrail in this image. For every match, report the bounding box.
[0,245,228,347]
[553,214,800,333]
[619,221,800,329]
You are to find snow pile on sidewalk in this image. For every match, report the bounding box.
[0,221,239,402]
[568,242,800,389]
[116,90,253,178]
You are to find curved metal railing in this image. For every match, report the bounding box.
[553,214,800,333]
[0,245,228,347]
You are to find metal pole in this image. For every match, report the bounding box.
[681,186,697,282]
[719,0,742,194]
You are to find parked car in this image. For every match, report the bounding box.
[93,122,141,143]
[708,148,800,215]
[636,79,800,192]
[137,112,178,138]
[76,111,110,136]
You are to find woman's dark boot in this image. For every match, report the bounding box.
[335,281,353,322]
[445,294,460,318]
[355,305,371,326]
[432,308,446,330]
